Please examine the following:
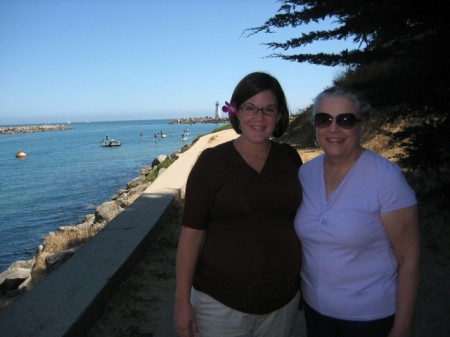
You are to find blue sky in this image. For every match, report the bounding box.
[0,0,354,125]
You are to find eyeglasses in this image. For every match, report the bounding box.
[314,113,361,129]
[239,104,278,117]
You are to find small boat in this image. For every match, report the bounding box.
[101,139,121,147]
[101,134,121,147]
[102,139,122,147]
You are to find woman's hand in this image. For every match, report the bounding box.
[174,300,198,337]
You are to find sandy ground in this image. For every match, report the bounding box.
[86,130,450,337]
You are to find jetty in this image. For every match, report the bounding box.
[0,124,72,135]
[169,116,228,124]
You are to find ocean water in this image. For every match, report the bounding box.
[0,119,227,272]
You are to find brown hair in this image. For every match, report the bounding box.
[227,72,290,137]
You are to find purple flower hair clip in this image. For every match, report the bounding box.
[222,101,237,116]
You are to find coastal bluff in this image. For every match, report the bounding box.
[0,124,72,135]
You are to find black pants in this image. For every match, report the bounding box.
[303,302,395,337]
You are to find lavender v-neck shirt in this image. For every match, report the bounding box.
[294,149,416,320]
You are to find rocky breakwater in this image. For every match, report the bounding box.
[169,116,229,124]
[0,152,178,307]
[0,124,72,135]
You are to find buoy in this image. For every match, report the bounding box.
[15,151,27,159]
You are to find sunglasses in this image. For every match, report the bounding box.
[314,113,361,129]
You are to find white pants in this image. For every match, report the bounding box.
[191,288,300,337]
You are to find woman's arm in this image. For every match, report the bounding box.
[381,205,421,337]
[174,226,205,337]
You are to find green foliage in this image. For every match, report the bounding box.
[246,1,447,67]
[143,158,175,184]
[246,0,450,180]
[392,114,450,176]
[213,123,232,132]
[277,111,316,148]
[246,0,449,115]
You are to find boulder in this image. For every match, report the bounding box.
[127,176,144,189]
[95,201,122,223]
[45,247,78,272]
[152,154,168,166]
[140,166,153,175]
[0,260,34,293]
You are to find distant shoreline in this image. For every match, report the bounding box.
[0,124,72,135]
[169,116,229,124]
[0,117,230,134]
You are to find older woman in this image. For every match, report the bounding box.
[295,87,421,337]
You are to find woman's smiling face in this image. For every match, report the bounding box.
[238,90,279,144]
[315,95,365,159]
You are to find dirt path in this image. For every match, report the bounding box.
[86,200,450,337]
[87,202,180,337]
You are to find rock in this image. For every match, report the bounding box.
[168,116,229,124]
[152,154,168,166]
[0,124,72,135]
[129,184,148,196]
[116,193,130,208]
[18,275,33,291]
[84,213,96,225]
[95,201,122,223]
[112,189,128,200]
[0,260,34,293]
[58,214,96,232]
[127,176,144,189]
[140,166,153,175]
[45,247,78,272]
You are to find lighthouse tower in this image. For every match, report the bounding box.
[215,101,221,118]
